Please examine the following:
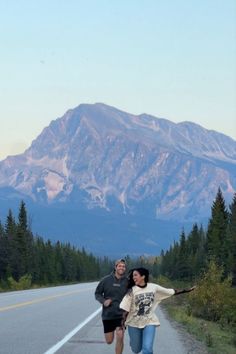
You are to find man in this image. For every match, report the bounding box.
[95,258,128,354]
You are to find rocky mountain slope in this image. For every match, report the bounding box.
[0,103,235,255]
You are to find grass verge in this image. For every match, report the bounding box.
[163,298,236,354]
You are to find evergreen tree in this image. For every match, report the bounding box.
[98,256,113,278]
[18,201,28,232]
[227,194,236,284]
[31,236,46,284]
[5,209,20,280]
[16,201,33,277]
[196,224,207,273]
[54,241,63,281]
[170,241,180,279]
[160,242,180,279]
[0,220,4,235]
[62,243,77,281]
[206,188,228,267]
[5,209,16,235]
[188,223,200,253]
[152,256,161,278]
[176,229,189,279]
[44,240,56,283]
[160,249,170,277]
[187,224,206,279]
[0,220,9,280]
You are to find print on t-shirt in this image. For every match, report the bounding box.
[134,292,154,317]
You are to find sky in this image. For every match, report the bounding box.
[0,0,236,161]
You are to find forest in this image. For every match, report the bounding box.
[0,188,235,289]
[160,187,236,285]
[0,201,114,288]
[0,189,235,328]
[158,188,236,332]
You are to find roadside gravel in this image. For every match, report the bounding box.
[159,306,209,354]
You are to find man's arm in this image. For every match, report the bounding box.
[95,280,106,304]
[95,279,113,306]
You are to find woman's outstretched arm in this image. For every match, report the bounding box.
[174,285,196,295]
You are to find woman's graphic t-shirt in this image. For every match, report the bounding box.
[120,283,175,328]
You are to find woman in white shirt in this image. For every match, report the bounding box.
[120,267,195,354]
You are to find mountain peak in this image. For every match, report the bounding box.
[0,103,235,221]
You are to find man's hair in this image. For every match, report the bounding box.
[115,258,126,267]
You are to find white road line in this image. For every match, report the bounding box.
[43,307,102,354]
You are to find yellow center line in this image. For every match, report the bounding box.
[0,287,95,312]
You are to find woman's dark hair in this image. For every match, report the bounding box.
[127,267,149,289]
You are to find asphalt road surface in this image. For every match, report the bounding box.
[0,282,207,354]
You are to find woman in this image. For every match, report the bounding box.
[120,267,195,354]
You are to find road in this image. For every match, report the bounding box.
[0,283,207,354]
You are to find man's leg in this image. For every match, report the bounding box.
[104,331,114,344]
[115,326,125,354]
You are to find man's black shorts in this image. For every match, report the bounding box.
[102,318,123,333]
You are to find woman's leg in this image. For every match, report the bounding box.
[128,326,142,353]
[142,325,156,354]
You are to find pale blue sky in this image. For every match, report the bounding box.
[0,0,236,161]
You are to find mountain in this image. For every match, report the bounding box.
[0,103,235,256]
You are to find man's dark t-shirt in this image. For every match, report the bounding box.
[95,272,128,320]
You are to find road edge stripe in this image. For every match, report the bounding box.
[43,307,102,354]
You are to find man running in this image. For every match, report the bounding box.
[95,258,128,354]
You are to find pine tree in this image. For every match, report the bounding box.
[161,242,180,279]
[54,241,63,282]
[18,201,27,232]
[176,229,189,279]
[0,220,8,280]
[5,209,16,235]
[5,209,20,279]
[227,194,236,284]
[206,188,228,268]
[32,236,46,284]
[170,241,180,279]
[187,224,206,279]
[16,201,33,277]
[44,240,56,283]
[196,224,207,273]
[62,243,77,281]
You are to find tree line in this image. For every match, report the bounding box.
[160,188,236,285]
[1,188,235,290]
[0,201,114,289]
